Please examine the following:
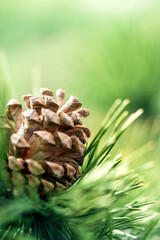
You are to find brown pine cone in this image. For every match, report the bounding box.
[5,88,91,196]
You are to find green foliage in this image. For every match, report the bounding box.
[0,90,158,239]
[0,0,160,117]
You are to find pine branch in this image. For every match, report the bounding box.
[0,80,158,240]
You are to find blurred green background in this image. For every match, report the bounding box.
[0,0,160,199]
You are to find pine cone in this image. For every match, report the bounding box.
[5,88,91,195]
